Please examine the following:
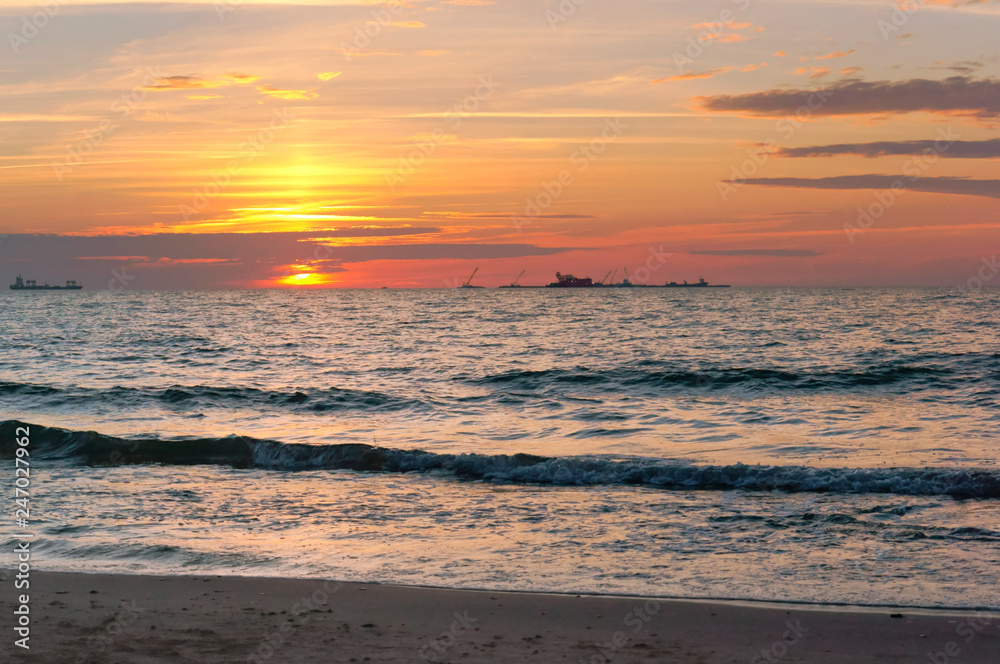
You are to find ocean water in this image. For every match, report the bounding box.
[2,287,999,609]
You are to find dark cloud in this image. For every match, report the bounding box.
[777,138,1000,158]
[0,232,573,289]
[742,175,1000,199]
[697,76,1000,118]
[689,249,821,257]
[931,60,984,75]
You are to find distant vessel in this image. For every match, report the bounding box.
[10,275,83,291]
[459,267,484,289]
[498,269,526,289]
[547,272,593,288]
[664,277,730,288]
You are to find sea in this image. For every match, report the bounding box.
[2,287,998,610]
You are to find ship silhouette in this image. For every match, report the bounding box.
[10,275,83,291]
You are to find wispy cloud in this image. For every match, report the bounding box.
[742,175,1000,199]
[697,76,1000,118]
[814,50,855,60]
[777,138,1000,158]
[256,85,318,100]
[690,249,821,257]
[655,67,734,83]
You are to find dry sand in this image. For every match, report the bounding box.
[1,571,997,663]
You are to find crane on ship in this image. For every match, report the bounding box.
[500,269,525,288]
[459,267,484,288]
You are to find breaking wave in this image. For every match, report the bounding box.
[4,421,999,499]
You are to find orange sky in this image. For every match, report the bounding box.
[1,0,999,287]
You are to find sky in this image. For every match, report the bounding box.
[1,0,999,288]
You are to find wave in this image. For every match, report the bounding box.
[472,362,961,392]
[1,355,996,416]
[4,421,999,499]
[0,382,424,413]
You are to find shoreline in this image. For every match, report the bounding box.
[2,571,997,662]
[8,567,1000,616]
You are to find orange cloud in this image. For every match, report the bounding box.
[815,49,856,60]
[317,72,341,81]
[144,73,259,91]
[655,66,735,83]
[794,66,831,79]
[775,50,786,57]
[417,50,451,57]
[256,85,318,100]
[840,66,864,76]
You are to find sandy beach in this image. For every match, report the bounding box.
[1,571,996,663]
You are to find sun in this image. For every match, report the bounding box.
[276,272,334,287]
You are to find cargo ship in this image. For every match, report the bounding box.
[546,272,593,288]
[10,275,83,290]
[664,277,730,288]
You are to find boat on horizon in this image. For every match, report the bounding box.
[10,275,83,291]
[546,272,594,288]
[498,269,526,288]
[458,267,484,289]
[664,277,730,288]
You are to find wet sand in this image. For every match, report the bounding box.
[1,571,997,663]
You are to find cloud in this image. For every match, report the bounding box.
[441,0,495,5]
[144,73,258,91]
[423,212,595,220]
[814,50,855,60]
[417,50,451,57]
[0,232,572,289]
[697,76,1000,118]
[144,72,316,101]
[741,175,1000,199]
[690,249,821,257]
[317,72,341,81]
[792,66,830,79]
[777,138,1000,158]
[840,66,864,76]
[256,85,318,100]
[932,59,984,74]
[655,67,734,83]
